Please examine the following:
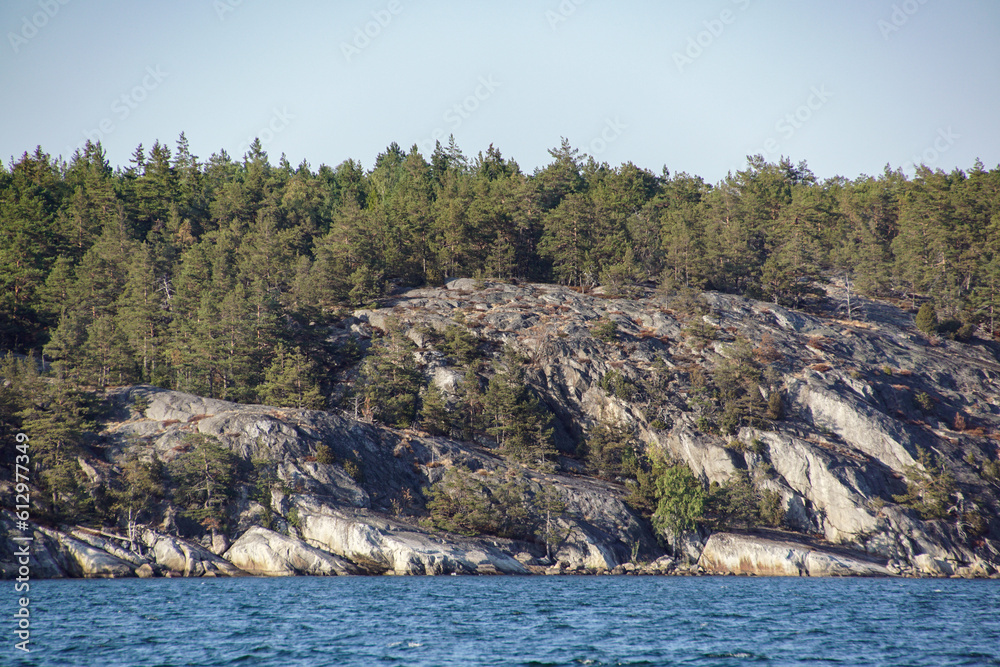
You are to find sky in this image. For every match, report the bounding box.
[2,0,998,183]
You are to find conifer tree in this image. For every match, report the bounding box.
[259,344,324,409]
[482,346,556,469]
[357,320,423,427]
[168,434,238,531]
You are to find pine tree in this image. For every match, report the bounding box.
[419,384,451,435]
[915,302,939,334]
[115,244,165,382]
[111,452,166,539]
[259,344,324,409]
[482,346,556,469]
[15,370,94,521]
[168,434,238,532]
[539,192,595,286]
[357,320,423,427]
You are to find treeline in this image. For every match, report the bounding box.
[2,135,1000,400]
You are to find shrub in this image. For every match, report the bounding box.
[703,470,785,530]
[670,288,709,318]
[315,444,335,465]
[343,458,364,482]
[652,462,706,546]
[954,412,967,432]
[981,459,1000,485]
[582,422,642,477]
[424,467,533,540]
[766,391,785,420]
[758,488,786,528]
[914,391,934,413]
[937,319,975,342]
[599,369,636,400]
[955,322,976,342]
[753,334,783,363]
[892,448,957,520]
[914,303,938,334]
[591,318,619,343]
[440,325,481,364]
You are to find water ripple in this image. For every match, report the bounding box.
[8,577,1000,666]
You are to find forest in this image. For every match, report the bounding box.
[2,133,999,538]
[1,134,999,402]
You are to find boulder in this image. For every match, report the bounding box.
[37,528,135,578]
[135,563,156,578]
[913,553,955,576]
[698,533,890,577]
[224,526,357,576]
[141,530,247,577]
[293,497,529,575]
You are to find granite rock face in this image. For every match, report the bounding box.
[698,532,890,577]
[223,526,357,576]
[7,280,1000,578]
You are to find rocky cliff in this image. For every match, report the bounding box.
[4,280,1000,578]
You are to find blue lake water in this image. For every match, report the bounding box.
[8,576,1000,666]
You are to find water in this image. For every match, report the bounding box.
[9,576,1000,666]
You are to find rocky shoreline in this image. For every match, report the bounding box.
[4,281,1000,580]
[4,510,994,579]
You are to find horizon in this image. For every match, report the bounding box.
[6,131,997,186]
[3,1,998,183]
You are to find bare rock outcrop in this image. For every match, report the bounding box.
[698,532,890,577]
[224,526,357,576]
[291,497,530,575]
[20,280,999,579]
[141,529,246,577]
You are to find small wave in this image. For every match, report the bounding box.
[705,651,760,660]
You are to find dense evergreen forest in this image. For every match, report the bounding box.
[2,133,999,404]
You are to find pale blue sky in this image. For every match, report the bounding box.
[2,0,998,182]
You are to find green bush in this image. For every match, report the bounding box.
[582,422,641,477]
[704,470,785,530]
[440,325,481,364]
[599,369,636,400]
[955,322,976,342]
[424,467,532,539]
[591,318,619,343]
[315,444,335,465]
[938,319,975,342]
[892,447,956,520]
[766,391,785,420]
[914,303,938,334]
[914,391,934,413]
[652,462,705,540]
[343,458,364,482]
